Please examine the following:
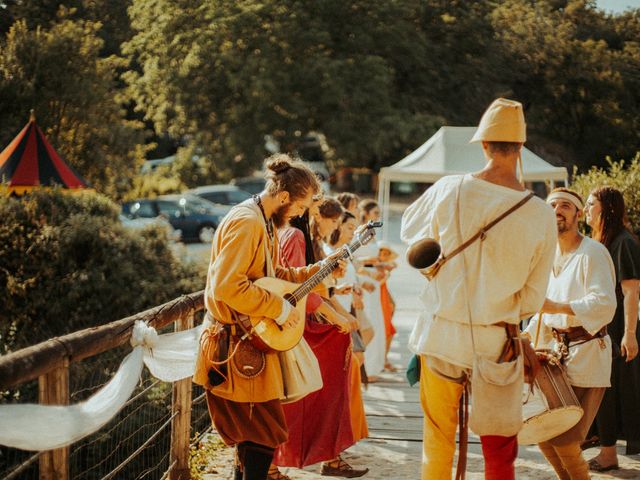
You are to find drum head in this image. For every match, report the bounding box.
[518,406,583,445]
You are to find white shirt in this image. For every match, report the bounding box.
[401,174,557,368]
[524,236,616,387]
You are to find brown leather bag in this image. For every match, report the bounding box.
[231,336,266,379]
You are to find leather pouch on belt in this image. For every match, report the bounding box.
[497,324,540,383]
[207,328,229,387]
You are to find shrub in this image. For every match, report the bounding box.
[571,153,640,231]
[0,188,206,355]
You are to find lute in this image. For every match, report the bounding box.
[238,220,382,352]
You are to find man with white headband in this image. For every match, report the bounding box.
[524,187,616,479]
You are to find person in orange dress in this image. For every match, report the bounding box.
[377,242,398,371]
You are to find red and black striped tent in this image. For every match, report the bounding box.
[0,112,90,194]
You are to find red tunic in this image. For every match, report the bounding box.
[273,227,355,467]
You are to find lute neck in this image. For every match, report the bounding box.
[290,235,368,303]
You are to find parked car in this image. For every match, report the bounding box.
[187,185,252,214]
[122,194,226,243]
[119,213,182,242]
[230,176,267,195]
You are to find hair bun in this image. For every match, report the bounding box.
[266,156,292,174]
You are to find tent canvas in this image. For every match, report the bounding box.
[377,126,568,239]
[0,113,90,195]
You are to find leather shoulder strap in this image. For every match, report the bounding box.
[440,189,534,267]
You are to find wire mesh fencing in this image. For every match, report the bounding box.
[1,322,216,480]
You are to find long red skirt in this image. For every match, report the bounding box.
[273,318,354,467]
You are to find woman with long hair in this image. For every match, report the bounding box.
[585,186,640,472]
[336,192,361,218]
[270,198,368,479]
[326,210,371,443]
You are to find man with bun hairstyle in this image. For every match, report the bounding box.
[523,187,616,479]
[194,154,342,480]
[401,98,557,479]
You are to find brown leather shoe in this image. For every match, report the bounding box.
[321,457,369,478]
[267,467,292,480]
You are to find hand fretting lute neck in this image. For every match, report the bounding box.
[289,235,367,304]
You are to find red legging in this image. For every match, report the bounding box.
[481,435,518,480]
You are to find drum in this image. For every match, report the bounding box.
[518,361,583,445]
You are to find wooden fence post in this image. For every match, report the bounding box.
[38,359,70,480]
[170,313,195,480]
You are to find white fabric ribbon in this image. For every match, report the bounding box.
[0,320,204,451]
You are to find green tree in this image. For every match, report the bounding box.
[0,1,133,56]
[124,0,442,174]
[0,13,147,198]
[491,0,640,170]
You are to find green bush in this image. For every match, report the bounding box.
[571,153,640,231]
[0,188,206,355]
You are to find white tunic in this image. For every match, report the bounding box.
[401,174,557,368]
[353,239,386,376]
[524,236,616,387]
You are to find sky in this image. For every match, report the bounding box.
[597,0,640,13]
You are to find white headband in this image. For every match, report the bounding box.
[546,191,584,211]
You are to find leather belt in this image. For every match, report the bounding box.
[552,326,607,343]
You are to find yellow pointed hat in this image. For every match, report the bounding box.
[470,98,526,143]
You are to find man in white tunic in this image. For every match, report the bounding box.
[401,98,557,480]
[524,188,616,480]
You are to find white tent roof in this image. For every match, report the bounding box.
[379,126,568,183]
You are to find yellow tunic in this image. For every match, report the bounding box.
[194,201,320,403]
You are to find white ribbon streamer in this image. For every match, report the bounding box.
[0,349,144,451]
[0,320,204,451]
[142,324,203,382]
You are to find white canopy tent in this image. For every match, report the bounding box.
[377,126,568,239]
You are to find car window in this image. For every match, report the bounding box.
[227,189,252,204]
[157,200,182,217]
[200,192,227,204]
[130,201,156,218]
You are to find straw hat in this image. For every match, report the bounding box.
[470,98,526,143]
[378,241,398,261]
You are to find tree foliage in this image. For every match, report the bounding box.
[123,0,443,174]
[122,0,639,176]
[571,153,640,231]
[0,9,147,198]
[491,0,640,169]
[0,0,638,188]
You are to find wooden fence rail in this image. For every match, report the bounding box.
[0,290,206,480]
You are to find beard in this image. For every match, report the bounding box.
[556,212,578,234]
[271,203,292,228]
[556,216,568,233]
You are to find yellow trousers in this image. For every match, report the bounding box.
[419,356,464,480]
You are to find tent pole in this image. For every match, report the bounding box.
[384,179,390,241]
[377,174,386,240]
